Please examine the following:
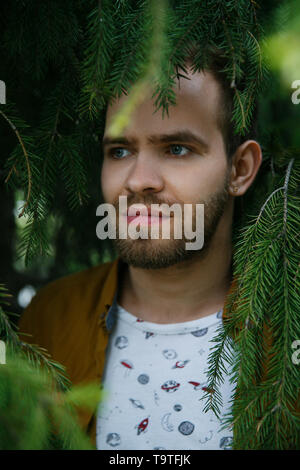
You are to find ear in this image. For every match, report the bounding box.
[228,140,262,196]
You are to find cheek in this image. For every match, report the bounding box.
[101,160,127,202]
[100,161,113,201]
[169,160,228,203]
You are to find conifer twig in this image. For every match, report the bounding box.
[0,109,32,217]
[0,284,71,392]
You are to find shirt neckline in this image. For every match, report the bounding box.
[114,302,223,335]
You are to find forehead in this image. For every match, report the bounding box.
[104,69,222,141]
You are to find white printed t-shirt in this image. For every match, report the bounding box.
[96,301,235,450]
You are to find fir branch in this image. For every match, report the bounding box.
[204,157,300,449]
[0,108,32,217]
[256,158,294,227]
[248,30,262,76]
[233,88,246,130]
[107,0,171,135]
[0,284,71,393]
[0,285,20,352]
[19,341,71,393]
[201,323,236,418]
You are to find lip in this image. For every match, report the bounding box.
[119,205,174,226]
[125,214,167,225]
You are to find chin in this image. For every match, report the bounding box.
[114,238,207,269]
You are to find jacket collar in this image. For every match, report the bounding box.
[98,257,235,332]
[96,257,125,331]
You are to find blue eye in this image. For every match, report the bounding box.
[108,145,191,159]
[109,148,131,159]
[169,144,190,156]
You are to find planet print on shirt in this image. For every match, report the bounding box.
[96,304,234,450]
[199,430,213,443]
[154,391,160,405]
[162,349,177,360]
[172,359,190,369]
[106,432,121,447]
[135,417,149,435]
[178,421,195,435]
[188,381,205,391]
[137,373,150,384]
[173,404,182,412]
[120,359,134,377]
[161,380,180,392]
[145,332,155,339]
[219,436,233,449]
[161,413,174,432]
[114,336,128,349]
[191,328,208,337]
[129,398,145,409]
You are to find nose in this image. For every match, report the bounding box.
[125,153,164,194]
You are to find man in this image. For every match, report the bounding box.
[18,53,262,450]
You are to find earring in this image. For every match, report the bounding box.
[233,186,239,193]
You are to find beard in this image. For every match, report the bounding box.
[111,176,231,270]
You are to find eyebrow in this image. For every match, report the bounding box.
[102,130,209,152]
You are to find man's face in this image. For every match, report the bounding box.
[101,69,232,269]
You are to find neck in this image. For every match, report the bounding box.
[118,213,233,324]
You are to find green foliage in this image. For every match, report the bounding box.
[0,285,101,449]
[0,284,70,391]
[0,0,299,450]
[203,157,300,449]
[0,0,270,267]
[0,0,287,269]
[0,352,100,450]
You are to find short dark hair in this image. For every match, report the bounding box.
[180,44,258,159]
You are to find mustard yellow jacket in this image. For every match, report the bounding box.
[18,259,121,447]
[17,257,298,449]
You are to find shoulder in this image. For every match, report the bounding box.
[18,260,117,346]
[35,261,114,301]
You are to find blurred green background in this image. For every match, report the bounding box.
[0,0,299,316]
